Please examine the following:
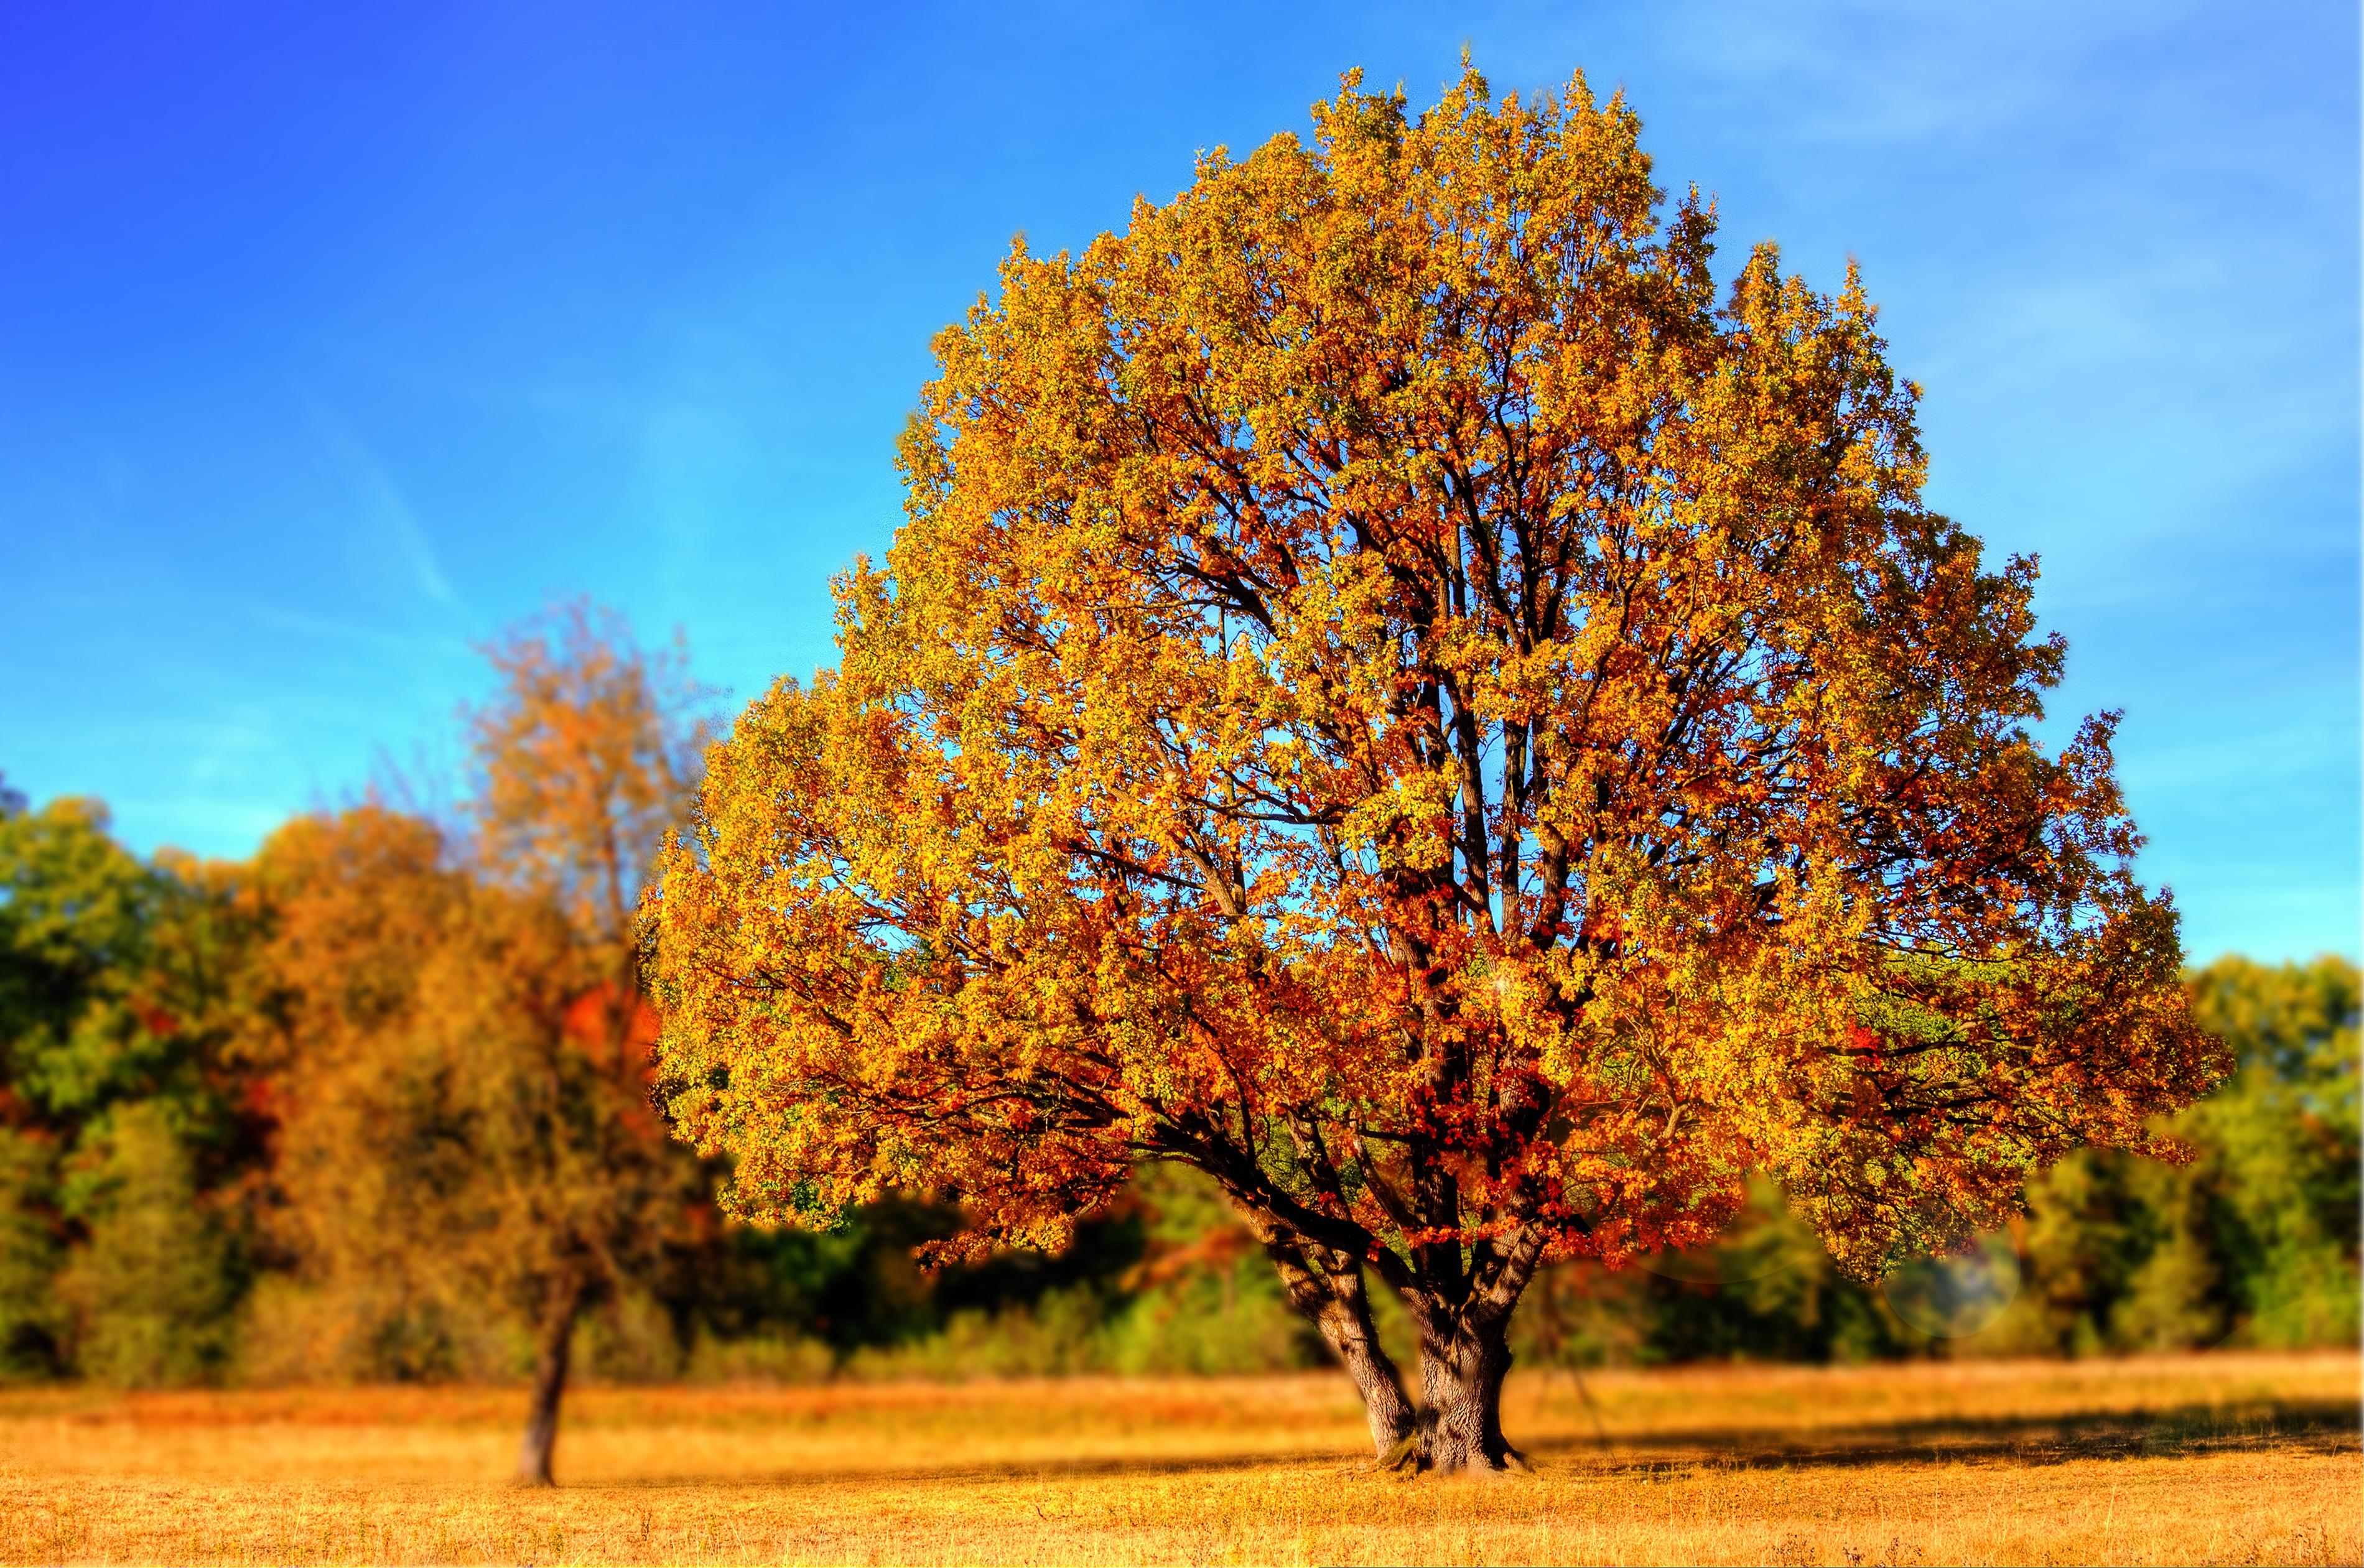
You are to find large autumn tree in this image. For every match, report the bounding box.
[649,68,2222,1472]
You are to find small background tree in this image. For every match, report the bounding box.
[462,600,714,1483]
[251,603,712,1483]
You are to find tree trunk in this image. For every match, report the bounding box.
[516,1286,581,1487]
[1409,1313,1519,1474]
[1321,1274,1418,1458]
[1259,1236,1415,1457]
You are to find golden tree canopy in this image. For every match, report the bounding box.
[651,67,2220,1468]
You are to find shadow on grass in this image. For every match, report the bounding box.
[604,1447,1362,1490]
[1519,1398,2363,1471]
[612,1399,2360,1490]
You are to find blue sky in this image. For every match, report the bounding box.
[1,1,2353,962]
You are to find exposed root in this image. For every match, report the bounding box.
[1372,1435,1532,1478]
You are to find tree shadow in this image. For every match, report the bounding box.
[606,1446,1373,1490]
[1517,1398,2362,1470]
[607,1398,2358,1490]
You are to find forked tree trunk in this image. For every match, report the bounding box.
[516,1286,582,1487]
[1410,1314,1520,1474]
[1236,1181,1543,1472]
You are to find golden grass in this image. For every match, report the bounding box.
[2,1352,2355,1565]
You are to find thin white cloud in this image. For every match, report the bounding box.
[296,389,466,614]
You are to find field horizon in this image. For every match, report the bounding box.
[6,1350,2356,1564]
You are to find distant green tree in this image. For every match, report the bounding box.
[0,795,263,1384]
[1099,1165,1321,1376]
[58,1100,242,1385]
[0,797,162,1125]
[1994,956,2357,1355]
[2188,955,2360,1345]
[0,1121,63,1377]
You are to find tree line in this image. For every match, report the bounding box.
[2,686,2350,1391]
[0,606,2352,1473]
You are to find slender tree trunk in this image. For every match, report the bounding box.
[1259,1236,1415,1457]
[1409,1312,1519,1474]
[516,1284,582,1487]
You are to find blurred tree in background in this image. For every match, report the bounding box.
[239,605,720,1483]
[239,806,486,1384]
[456,602,717,1483]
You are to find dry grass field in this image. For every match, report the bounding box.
[1,1352,2355,1566]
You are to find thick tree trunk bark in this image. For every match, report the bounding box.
[1259,1236,1415,1457]
[1409,1313,1519,1474]
[516,1286,581,1487]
